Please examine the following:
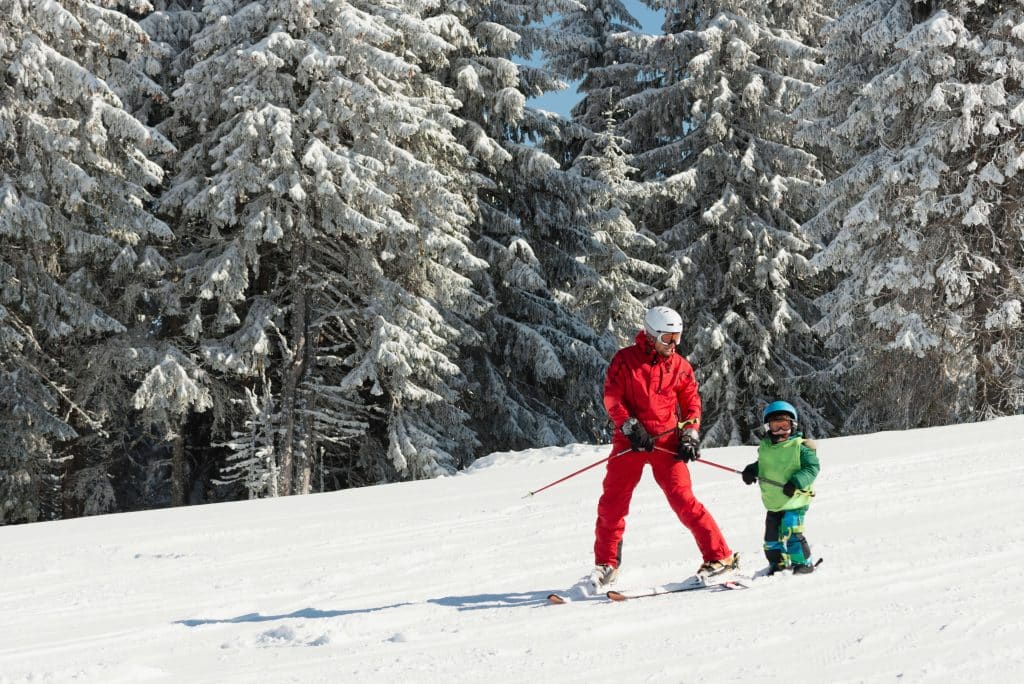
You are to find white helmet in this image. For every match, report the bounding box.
[643,306,683,338]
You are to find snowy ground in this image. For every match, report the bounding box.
[3,417,1024,683]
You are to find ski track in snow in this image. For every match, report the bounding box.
[2,418,1024,682]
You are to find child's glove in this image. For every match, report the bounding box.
[741,463,758,485]
[782,481,797,497]
[622,418,654,451]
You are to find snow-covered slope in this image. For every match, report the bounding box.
[3,418,1024,683]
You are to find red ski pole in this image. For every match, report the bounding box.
[522,448,632,498]
[653,447,813,496]
[523,427,679,498]
[695,456,813,494]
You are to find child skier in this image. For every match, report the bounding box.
[741,400,820,574]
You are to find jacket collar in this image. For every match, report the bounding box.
[635,331,662,364]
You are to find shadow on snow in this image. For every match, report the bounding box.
[176,588,560,626]
[427,589,555,610]
[175,603,412,627]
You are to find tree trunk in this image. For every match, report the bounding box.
[278,241,309,496]
[171,423,186,507]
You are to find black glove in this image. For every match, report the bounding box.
[676,433,700,462]
[741,463,758,485]
[782,481,797,497]
[622,418,653,452]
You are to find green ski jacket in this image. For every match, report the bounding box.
[756,434,819,512]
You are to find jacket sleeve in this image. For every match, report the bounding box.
[790,442,820,490]
[603,352,631,429]
[674,361,702,431]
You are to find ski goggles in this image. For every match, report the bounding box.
[655,332,681,345]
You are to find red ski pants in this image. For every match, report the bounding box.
[594,448,731,567]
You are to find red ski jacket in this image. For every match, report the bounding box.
[604,331,701,451]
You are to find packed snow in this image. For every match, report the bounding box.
[3,417,1023,683]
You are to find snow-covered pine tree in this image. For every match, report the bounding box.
[215,378,278,498]
[800,0,1024,431]
[435,0,618,452]
[138,1,206,109]
[547,0,647,159]
[542,2,667,347]
[127,344,213,505]
[610,1,834,443]
[0,0,174,521]
[566,114,662,345]
[162,0,488,493]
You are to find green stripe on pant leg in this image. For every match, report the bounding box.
[781,510,808,565]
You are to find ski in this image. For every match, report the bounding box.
[546,583,603,604]
[547,570,621,604]
[549,577,748,604]
[547,591,607,605]
[606,578,749,601]
[555,557,824,603]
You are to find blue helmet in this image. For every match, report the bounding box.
[762,400,798,423]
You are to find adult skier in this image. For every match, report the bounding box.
[590,306,737,591]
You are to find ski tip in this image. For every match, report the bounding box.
[606,590,628,602]
[547,593,568,605]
